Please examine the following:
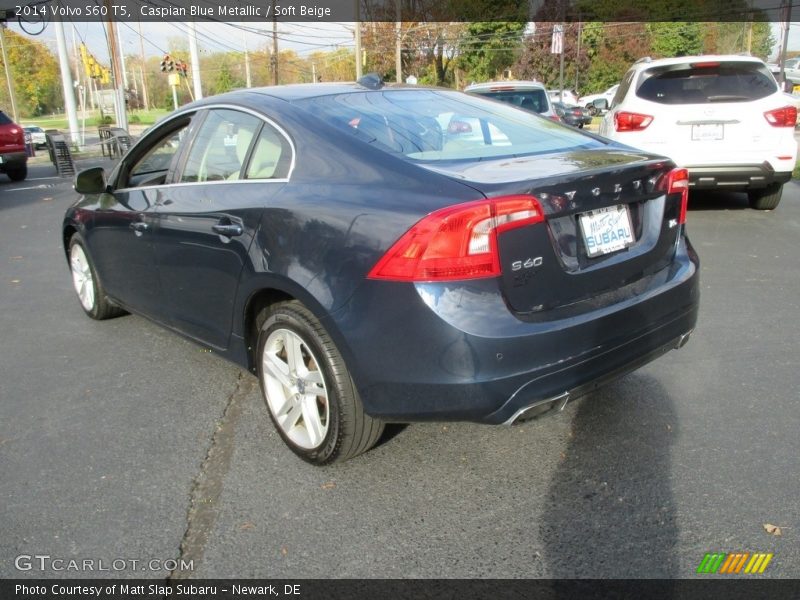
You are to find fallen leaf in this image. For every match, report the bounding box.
[280,546,288,556]
[666,424,672,432]
[320,481,336,490]
[764,523,782,536]
[239,522,255,531]
[11,279,20,284]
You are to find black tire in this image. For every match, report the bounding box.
[7,165,27,182]
[68,234,126,320]
[256,300,384,464]
[748,183,783,210]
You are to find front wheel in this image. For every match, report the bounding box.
[68,234,126,320]
[256,301,384,464]
[748,183,783,210]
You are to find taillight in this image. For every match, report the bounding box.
[764,106,797,127]
[614,111,653,132]
[666,168,689,224]
[367,195,544,282]
[548,114,561,123]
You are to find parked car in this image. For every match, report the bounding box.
[0,110,28,181]
[464,81,561,121]
[552,101,592,128]
[599,55,797,209]
[547,89,579,105]
[579,84,620,114]
[22,125,47,149]
[64,80,699,464]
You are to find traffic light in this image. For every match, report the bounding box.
[160,55,174,72]
[176,60,188,76]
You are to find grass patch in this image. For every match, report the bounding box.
[793,161,800,180]
[23,109,169,131]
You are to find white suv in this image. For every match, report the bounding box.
[599,55,797,209]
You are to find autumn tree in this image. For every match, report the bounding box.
[0,30,61,117]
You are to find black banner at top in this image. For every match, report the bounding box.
[0,0,795,23]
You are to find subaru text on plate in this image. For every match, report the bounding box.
[63,78,699,464]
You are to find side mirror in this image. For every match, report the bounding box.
[74,167,107,194]
[593,98,609,111]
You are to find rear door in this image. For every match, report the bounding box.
[153,107,292,349]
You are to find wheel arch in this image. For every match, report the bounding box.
[240,278,350,374]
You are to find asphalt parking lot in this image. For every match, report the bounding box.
[1,159,798,580]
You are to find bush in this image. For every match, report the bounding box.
[129,115,141,124]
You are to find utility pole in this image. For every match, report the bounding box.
[312,62,316,82]
[188,22,202,99]
[574,20,582,94]
[117,25,128,90]
[0,23,19,122]
[395,2,402,83]
[272,9,279,85]
[53,21,81,146]
[244,34,252,88]
[137,21,149,111]
[354,0,362,79]
[779,0,792,89]
[104,1,127,130]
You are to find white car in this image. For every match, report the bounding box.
[547,89,579,105]
[598,55,797,209]
[22,126,47,149]
[464,81,560,121]
[578,84,619,113]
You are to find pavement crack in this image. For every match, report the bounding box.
[167,371,254,581]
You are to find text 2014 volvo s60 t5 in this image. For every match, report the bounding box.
[63,80,699,464]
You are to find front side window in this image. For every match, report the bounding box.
[469,88,550,114]
[296,90,602,162]
[180,109,262,183]
[126,120,191,188]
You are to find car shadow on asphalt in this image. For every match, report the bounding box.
[688,190,750,211]
[540,372,680,584]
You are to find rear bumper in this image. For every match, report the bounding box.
[685,163,791,190]
[0,151,27,170]
[332,238,699,424]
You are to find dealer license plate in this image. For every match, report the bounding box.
[579,204,635,257]
[691,123,723,141]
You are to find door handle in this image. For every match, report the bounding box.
[130,221,149,233]
[212,223,243,237]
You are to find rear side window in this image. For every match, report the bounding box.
[469,88,549,114]
[0,111,12,125]
[636,61,777,104]
[296,90,601,162]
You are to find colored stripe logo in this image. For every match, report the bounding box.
[697,552,773,574]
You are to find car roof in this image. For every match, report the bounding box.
[464,81,545,91]
[188,82,444,105]
[631,54,767,70]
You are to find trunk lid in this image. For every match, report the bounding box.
[421,148,682,314]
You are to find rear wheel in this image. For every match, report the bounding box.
[7,165,27,181]
[748,183,783,210]
[68,234,125,320]
[256,301,384,464]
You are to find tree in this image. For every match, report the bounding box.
[646,22,703,58]
[0,30,61,117]
[458,21,526,84]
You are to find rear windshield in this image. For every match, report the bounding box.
[636,61,777,104]
[468,88,549,114]
[295,89,602,162]
[0,111,12,125]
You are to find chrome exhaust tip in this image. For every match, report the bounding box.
[675,330,693,349]
[505,391,570,425]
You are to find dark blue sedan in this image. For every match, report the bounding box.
[63,79,699,464]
